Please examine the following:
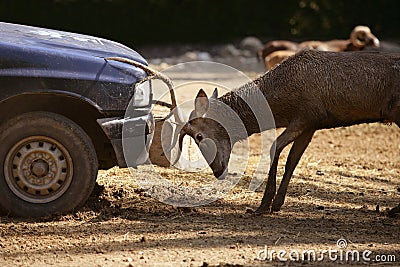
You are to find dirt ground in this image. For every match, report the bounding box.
[1,66,400,266]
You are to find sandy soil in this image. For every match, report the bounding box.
[0,65,399,266]
[1,122,399,266]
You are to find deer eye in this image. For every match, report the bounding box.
[195,133,204,142]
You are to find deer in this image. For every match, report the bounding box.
[259,25,380,70]
[166,49,400,214]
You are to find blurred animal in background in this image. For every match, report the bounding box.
[258,25,381,71]
[300,25,380,52]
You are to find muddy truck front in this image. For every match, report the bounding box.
[0,22,153,217]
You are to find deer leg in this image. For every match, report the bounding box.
[271,129,315,212]
[254,146,279,213]
[255,125,305,214]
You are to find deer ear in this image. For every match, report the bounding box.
[211,88,218,99]
[195,89,209,116]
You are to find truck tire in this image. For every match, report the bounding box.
[0,111,98,217]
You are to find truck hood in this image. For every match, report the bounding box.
[0,22,147,84]
[0,22,147,65]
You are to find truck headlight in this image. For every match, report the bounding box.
[132,80,151,107]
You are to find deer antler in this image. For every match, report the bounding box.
[161,110,198,159]
[105,57,186,164]
[105,57,183,124]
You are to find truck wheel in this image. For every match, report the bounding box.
[0,111,98,217]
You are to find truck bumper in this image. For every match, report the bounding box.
[97,113,154,168]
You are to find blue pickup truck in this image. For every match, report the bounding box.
[0,22,153,217]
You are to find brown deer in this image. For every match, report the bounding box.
[259,25,380,70]
[169,49,400,213]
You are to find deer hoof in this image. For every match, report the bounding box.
[387,204,400,218]
[271,200,283,212]
[253,206,271,215]
[271,204,282,212]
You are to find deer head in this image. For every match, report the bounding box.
[168,88,232,179]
